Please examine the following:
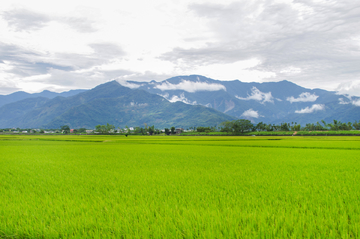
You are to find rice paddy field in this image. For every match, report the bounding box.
[1,135,360,238]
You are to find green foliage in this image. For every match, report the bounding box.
[280,122,290,131]
[95,123,115,134]
[354,121,360,130]
[1,135,360,238]
[218,119,360,134]
[220,119,253,133]
[125,126,130,134]
[61,125,70,134]
[148,125,155,135]
[78,128,87,133]
[196,126,212,132]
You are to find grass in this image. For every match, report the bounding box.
[1,135,360,238]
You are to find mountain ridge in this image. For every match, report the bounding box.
[0,89,87,108]
[0,80,235,129]
[121,75,359,125]
[1,75,359,128]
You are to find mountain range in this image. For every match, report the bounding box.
[123,75,360,125]
[0,80,235,129]
[0,75,359,129]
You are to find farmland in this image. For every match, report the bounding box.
[1,135,360,238]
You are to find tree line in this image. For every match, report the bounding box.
[218,119,360,134]
[2,119,360,135]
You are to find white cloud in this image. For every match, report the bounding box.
[336,80,360,97]
[241,108,260,118]
[338,98,350,105]
[117,80,143,89]
[1,0,360,94]
[352,99,360,107]
[338,96,360,106]
[164,1,360,91]
[235,87,273,104]
[287,92,318,103]
[155,80,226,92]
[280,66,301,74]
[295,104,325,114]
[158,92,197,105]
[191,58,276,82]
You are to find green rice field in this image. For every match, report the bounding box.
[1,135,360,238]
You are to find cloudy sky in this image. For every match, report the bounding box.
[1,0,360,95]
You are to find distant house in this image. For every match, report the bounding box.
[22,131,28,133]
[123,127,134,131]
[44,131,55,134]
[175,128,184,134]
[86,130,93,134]
[70,129,74,133]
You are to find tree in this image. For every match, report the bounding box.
[347,122,353,130]
[293,124,301,131]
[220,121,234,133]
[95,123,115,134]
[105,123,115,133]
[78,128,86,133]
[61,125,70,134]
[321,120,327,129]
[125,125,130,134]
[134,127,141,134]
[233,119,253,133]
[170,127,175,135]
[95,125,105,134]
[280,123,290,131]
[148,125,155,135]
[255,122,266,131]
[197,127,212,132]
[164,128,170,135]
[353,120,360,130]
[265,124,274,131]
[220,119,253,133]
[117,127,124,133]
